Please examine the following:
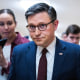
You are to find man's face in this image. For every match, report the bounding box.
[66,33,80,44]
[27,12,58,47]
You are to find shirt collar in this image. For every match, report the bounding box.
[37,37,56,56]
[47,37,56,56]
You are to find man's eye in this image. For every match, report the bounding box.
[30,25,35,29]
[70,37,74,39]
[39,24,46,28]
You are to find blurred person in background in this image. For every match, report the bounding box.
[61,32,67,41]
[65,24,80,44]
[0,9,29,80]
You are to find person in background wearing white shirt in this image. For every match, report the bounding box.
[0,9,29,80]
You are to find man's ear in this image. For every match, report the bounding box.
[53,20,59,31]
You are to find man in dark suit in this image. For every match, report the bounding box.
[8,3,80,80]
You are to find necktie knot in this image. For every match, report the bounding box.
[42,48,48,55]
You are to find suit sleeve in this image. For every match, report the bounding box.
[7,49,16,80]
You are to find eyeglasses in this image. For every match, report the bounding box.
[26,19,55,32]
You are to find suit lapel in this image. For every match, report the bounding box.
[52,38,66,80]
[24,39,66,80]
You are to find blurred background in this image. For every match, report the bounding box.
[0,0,80,39]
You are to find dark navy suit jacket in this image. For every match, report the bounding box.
[8,38,80,80]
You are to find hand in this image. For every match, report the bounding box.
[0,46,8,68]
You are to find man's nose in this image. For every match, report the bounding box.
[35,27,41,36]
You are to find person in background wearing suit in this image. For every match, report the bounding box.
[8,3,80,80]
[65,24,80,44]
[0,9,29,80]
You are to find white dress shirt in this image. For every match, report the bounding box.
[36,38,56,80]
[0,45,11,80]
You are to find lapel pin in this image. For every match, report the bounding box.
[59,53,63,55]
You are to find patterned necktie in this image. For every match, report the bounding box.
[37,48,48,80]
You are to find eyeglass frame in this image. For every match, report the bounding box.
[26,19,55,32]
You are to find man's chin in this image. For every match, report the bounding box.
[35,42,43,46]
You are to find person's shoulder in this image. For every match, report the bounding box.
[56,37,79,48]
[60,39,80,50]
[14,41,35,50]
[12,41,36,56]
[15,32,30,44]
[56,38,80,57]
[20,37,30,43]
